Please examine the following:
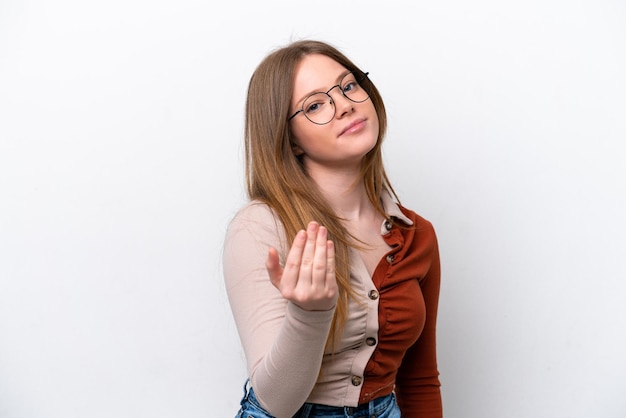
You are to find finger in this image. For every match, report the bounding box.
[298,221,319,286]
[325,239,337,290]
[265,247,283,288]
[311,226,328,287]
[280,229,307,291]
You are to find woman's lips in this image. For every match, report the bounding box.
[339,118,366,136]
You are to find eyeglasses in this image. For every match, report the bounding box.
[288,71,371,125]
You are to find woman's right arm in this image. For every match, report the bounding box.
[223,203,336,418]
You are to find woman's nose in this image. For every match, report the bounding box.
[330,90,354,118]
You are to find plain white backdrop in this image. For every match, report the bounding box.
[1,0,625,417]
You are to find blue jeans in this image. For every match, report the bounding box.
[236,381,402,418]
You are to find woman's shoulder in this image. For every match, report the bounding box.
[230,199,277,224]
[397,204,436,234]
[226,199,285,241]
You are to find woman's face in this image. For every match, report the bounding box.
[288,54,379,174]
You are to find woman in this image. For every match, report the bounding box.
[224,39,442,417]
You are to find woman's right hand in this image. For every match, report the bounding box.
[266,221,338,311]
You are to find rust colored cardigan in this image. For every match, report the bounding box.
[361,204,442,416]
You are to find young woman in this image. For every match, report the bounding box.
[224,40,442,418]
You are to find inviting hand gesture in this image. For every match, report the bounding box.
[266,221,338,311]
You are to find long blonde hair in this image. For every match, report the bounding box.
[245,39,399,343]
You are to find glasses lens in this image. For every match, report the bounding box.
[341,73,370,103]
[302,92,335,125]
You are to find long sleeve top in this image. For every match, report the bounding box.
[223,192,442,417]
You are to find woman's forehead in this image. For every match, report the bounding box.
[292,55,348,101]
[295,55,347,85]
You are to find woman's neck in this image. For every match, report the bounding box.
[307,165,374,222]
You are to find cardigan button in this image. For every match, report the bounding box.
[366,337,377,346]
[384,220,392,231]
[386,254,394,263]
[368,289,379,300]
[351,375,363,386]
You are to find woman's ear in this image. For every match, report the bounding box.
[291,142,304,156]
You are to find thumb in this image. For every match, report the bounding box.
[265,247,283,288]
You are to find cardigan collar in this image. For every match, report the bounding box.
[381,190,413,226]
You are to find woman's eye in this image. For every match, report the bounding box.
[306,102,322,113]
[342,81,357,93]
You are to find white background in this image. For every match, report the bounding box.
[1,0,625,417]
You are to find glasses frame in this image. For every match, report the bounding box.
[287,71,371,125]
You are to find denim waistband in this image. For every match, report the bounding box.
[298,390,396,417]
[239,380,398,417]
